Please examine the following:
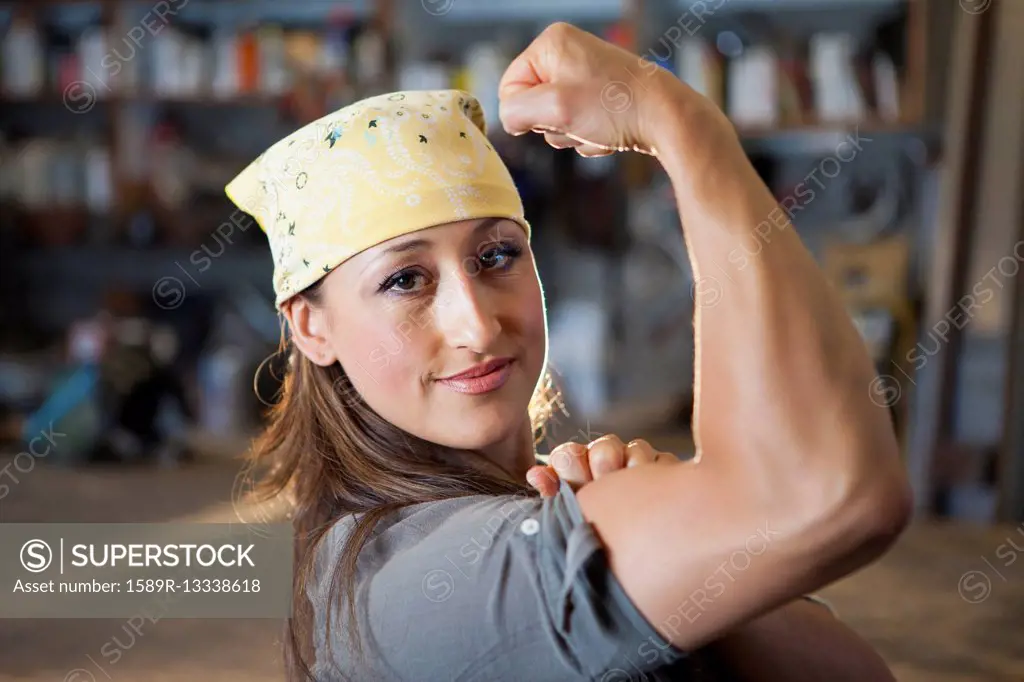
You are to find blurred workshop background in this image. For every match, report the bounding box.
[0,0,1022,680]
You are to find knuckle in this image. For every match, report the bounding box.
[534,468,558,485]
[590,433,624,448]
[545,21,574,41]
[570,451,590,471]
[590,448,622,471]
[588,436,626,463]
[551,442,583,470]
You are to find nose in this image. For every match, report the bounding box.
[433,263,502,352]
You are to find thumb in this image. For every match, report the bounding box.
[499,82,590,138]
[526,464,560,498]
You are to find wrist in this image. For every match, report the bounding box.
[644,80,743,186]
[647,84,777,229]
[641,75,707,145]
[637,69,691,155]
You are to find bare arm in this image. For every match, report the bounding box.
[500,22,912,653]
[529,446,898,681]
[574,79,910,649]
[708,599,897,682]
[529,449,899,680]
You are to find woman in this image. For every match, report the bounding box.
[226,23,911,682]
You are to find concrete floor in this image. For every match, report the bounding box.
[0,453,1021,682]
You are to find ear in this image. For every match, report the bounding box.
[281,296,338,367]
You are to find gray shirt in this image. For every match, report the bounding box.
[306,478,744,681]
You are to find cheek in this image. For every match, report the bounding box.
[513,274,547,361]
[524,286,546,336]
[334,306,429,398]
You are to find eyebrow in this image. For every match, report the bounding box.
[372,217,506,258]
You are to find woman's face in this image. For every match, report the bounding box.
[289,217,547,450]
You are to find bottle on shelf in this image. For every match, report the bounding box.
[211,28,240,99]
[78,24,109,99]
[810,32,866,123]
[727,44,779,129]
[676,37,724,111]
[1,12,45,98]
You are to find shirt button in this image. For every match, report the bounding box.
[519,518,540,536]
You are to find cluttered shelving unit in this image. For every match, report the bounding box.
[0,0,948,450]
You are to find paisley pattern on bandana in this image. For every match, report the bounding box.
[225,89,529,309]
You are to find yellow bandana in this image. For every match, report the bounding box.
[224,89,530,309]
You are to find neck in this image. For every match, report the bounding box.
[476,415,536,484]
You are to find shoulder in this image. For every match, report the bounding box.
[318,492,542,563]
[307,491,552,678]
[307,482,700,681]
[309,491,548,607]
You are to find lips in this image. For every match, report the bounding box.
[437,357,513,381]
[435,358,515,395]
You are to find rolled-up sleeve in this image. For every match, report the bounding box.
[313,478,693,681]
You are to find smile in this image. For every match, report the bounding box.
[435,358,515,395]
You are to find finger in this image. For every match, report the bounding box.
[497,22,571,100]
[526,464,560,497]
[587,434,626,479]
[624,439,658,468]
[550,441,591,489]
[655,450,681,464]
[576,144,614,158]
[498,42,543,101]
[543,132,581,149]
[499,82,588,138]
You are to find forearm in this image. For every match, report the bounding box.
[649,81,905,510]
[709,599,896,682]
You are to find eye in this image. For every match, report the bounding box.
[378,268,427,294]
[478,242,523,271]
[391,272,417,290]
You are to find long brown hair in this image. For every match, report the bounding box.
[240,276,561,681]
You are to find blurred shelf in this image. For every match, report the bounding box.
[0,94,112,107]
[690,0,902,9]
[168,0,370,25]
[434,0,622,22]
[0,94,284,106]
[0,0,367,13]
[737,119,915,135]
[0,0,108,7]
[14,246,273,293]
[124,95,289,109]
[0,0,107,3]
[1,95,940,159]
[737,119,940,156]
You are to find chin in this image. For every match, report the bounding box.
[429,379,535,450]
[432,400,525,450]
